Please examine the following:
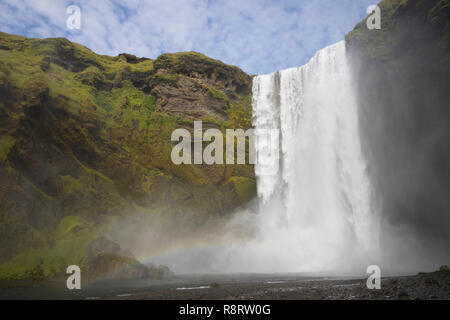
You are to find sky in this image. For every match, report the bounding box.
[0,0,375,75]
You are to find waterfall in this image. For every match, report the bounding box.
[149,41,381,274]
[237,40,380,273]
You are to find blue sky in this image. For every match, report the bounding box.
[0,0,375,74]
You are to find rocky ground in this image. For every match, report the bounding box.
[0,267,448,300]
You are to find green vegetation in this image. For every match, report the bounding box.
[226,176,257,205]
[155,51,242,73]
[143,95,156,112]
[0,249,46,280]
[0,136,14,163]
[0,216,98,279]
[60,175,83,195]
[94,80,155,113]
[208,86,230,104]
[154,72,180,83]
[227,95,252,129]
[0,31,255,280]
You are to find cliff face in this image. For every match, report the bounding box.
[346,0,450,260]
[0,32,255,279]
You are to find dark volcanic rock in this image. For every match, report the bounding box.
[346,0,450,261]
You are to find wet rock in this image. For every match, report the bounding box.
[424,277,440,287]
[88,252,150,280]
[158,265,175,278]
[87,236,121,257]
[143,263,175,280]
[397,290,409,299]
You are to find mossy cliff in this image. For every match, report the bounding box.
[0,31,255,279]
[346,0,450,254]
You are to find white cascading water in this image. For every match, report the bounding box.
[219,41,381,273]
[148,41,381,274]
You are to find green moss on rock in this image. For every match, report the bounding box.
[226,176,257,205]
[0,31,255,279]
[60,175,83,195]
[0,136,14,163]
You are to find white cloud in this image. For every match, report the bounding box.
[0,0,374,74]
